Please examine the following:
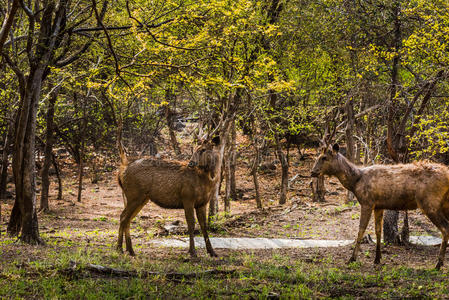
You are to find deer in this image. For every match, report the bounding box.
[116,136,221,258]
[311,143,449,270]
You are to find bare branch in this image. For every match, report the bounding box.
[0,0,20,54]
[19,0,33,18]
[72,20,173,33]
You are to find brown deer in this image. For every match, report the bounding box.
[311,144,449,270]
[117,136,221,257]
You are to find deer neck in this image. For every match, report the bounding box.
[207,168,218,182]
[333,154,362,192]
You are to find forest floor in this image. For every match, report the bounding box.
[0,138,448,299]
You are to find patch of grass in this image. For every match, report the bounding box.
[1,240,449,299]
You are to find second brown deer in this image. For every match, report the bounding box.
[311,144,449,270]
[117,136,221,257]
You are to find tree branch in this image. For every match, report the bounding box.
[0,0,20,54]
[91,0,132,88]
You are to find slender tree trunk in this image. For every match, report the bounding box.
[52,153,63,200]
[275,135,288,205]
[310,175,325,202]
[0,120,13,199]
[77,156,83,202]
[168,123,181,156]
[269,86,288,205]
[74,92,89,202]
[40,87,58,211]
[345,98,356,203]
[401,211,409,244]
[229,120,237,200]
[224,145,231,213]
[164,102,181,156]
[77,100,87,203]
[251,143,262,209]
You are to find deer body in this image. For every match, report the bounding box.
[120,159,214,209]
[311,144,449,269]
[117,138,221,258]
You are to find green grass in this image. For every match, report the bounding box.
[1,233,449,299]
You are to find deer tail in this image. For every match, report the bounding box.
[117,117,128,166]
[117,118,128,207]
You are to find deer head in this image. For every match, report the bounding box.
[188,136,220,172]
[311,143,341,177]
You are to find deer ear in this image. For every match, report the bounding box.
[332,143,340,153]
[211,136,220,146]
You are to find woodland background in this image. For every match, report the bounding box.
[1,0,449,298]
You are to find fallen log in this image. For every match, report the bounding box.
[61,261,236,280]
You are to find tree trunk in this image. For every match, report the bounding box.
[8,67,44,244]
[165,103,181,156]
[383,210,400,244]
[251,143,262,209]
[229,120,237,200]
[0,120,13,199]
[401,211,409,244]
[224,145,231,213]
[310,175,325,202]
[275,135,288,205]
[76,93,87,203]
[345,98,356,203]
[77,125,86,203]
[40,87,58,211]
[269,85,288,205]
[52,153,63,200]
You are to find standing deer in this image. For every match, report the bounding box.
[311,144,449,270]
[117,136,221,257]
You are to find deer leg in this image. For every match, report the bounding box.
[125,201,148,256]
[117,209,125,253]
[183,203,197,257]
[117,204,132,253]
[196,204,217,257]
[117,198,146,256]
[374,209,384,264]
[425,211,449,270]
[349,205,373,264]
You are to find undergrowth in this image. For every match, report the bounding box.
[1,232,448,299]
